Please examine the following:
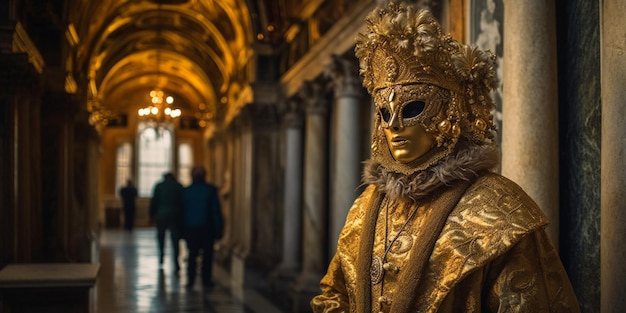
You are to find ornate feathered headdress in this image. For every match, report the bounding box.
[355,2,498,173]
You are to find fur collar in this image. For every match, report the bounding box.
[362,144,499,202]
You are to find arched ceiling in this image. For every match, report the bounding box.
[67,0,283,129]
[52,0,365,131]
[33,0,441,131]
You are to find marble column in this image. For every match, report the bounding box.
[277,99,304,274]
[555,1,600,311]
[502,0,560,245]
[229,100,283,282]
[296,80,329,291]
[229,115,254,289]
[601,1,626,310]
[325,55,363,255]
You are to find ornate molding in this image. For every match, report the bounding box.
[280,1,379,97]
[325,55,363,98]
[7,22,45,74]
[299,80,329,115]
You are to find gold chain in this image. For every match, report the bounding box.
[377,197,420,311]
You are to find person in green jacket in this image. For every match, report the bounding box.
[149,172,183,273]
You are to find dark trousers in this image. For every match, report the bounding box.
[185,227,215,286]
[123,207,135,231]
[156,219,181,269]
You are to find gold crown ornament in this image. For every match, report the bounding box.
[355,2,498,174]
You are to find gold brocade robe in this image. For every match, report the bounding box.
[311,173,580,313]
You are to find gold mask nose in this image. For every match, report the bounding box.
[387,111,401,129]
[386,89,402,129]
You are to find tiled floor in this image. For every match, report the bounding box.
[94,228,288,313]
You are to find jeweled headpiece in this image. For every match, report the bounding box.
[355,2,498,174]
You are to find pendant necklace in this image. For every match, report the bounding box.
[370,197,419,286]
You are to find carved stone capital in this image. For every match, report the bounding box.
[283,98,304,128]
[325,54,362,98]
[299,80,329,115]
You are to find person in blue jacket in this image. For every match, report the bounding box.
[181,166,223,288]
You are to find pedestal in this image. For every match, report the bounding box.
[0,263,99,313]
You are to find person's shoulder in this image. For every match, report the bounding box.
[346,185,378,215]
[183,183,196,191]
[470,173,540,204]
[184,182,216,190]
[205,183,219,192]
[459,172,549,228]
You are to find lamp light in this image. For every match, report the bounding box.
[137,1,181,125]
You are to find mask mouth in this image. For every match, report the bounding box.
[389,132,408,140]
[390,137,409,147]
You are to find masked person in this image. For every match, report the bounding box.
[310,3,580,312]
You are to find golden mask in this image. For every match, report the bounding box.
[355,4,499,174]
[377,86,436,163]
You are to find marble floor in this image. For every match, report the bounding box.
[94,228,289,313]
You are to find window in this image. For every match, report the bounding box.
[137,123,173,197]
[178,143,193,186]
[115,143,132,194]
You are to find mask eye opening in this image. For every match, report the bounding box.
[402,100,426,119]
[379,107,391,123]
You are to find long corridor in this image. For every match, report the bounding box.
[94,228,290,313]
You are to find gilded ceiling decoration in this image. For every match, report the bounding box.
[36,0,387,131]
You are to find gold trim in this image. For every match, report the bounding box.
[12,22,45,74]
[65,24,80,47]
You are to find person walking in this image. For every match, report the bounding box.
[149,172,183,273]
[181,166,223,288]
[118,179,138,231]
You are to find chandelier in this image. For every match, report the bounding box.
[88,97,116,133]
[137,1,181,124]
[137,88,181,121]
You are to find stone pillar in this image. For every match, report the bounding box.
[0,21,44,263]
[554,1,600,311]
[207,132,231,263]
[229,114,253,288]
[230,84,283,290]
[70,107,100,262]
[277,99,304,274]
[502,0,560,245]
[248,103,282,268]
[295,80,329,296]
[601,1,626,310]
[325,55,363,255]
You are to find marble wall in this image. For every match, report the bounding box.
[599,1,626,310]
[555,1,601,312]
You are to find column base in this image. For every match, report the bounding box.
[271,262,299,280]
[288,272,322,313]
[230,254,268,288]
